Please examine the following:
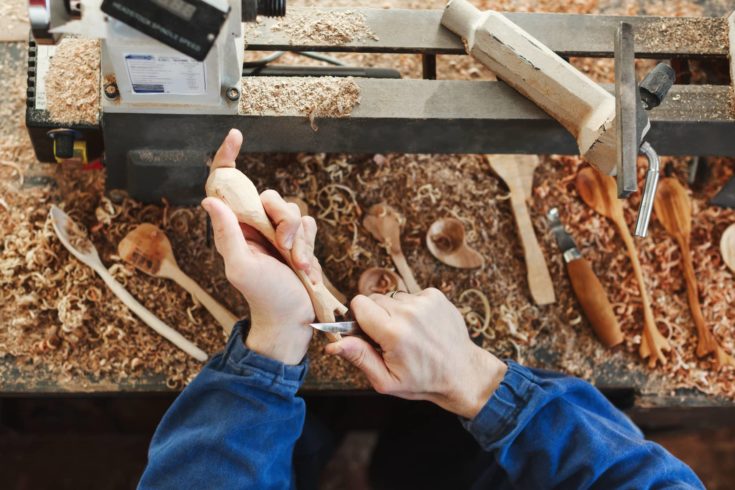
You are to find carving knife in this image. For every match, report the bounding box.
[547,208,624,347]
[309,321,362,336]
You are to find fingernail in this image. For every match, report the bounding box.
[201,200,211,212]
[284,234,294,249]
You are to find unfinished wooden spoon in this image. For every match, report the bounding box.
[576,166,670,367]
[426,218,484,269]
[358,268,408,296]
[654,178,734,366]
[50,206,207,362]
[283,196,347,305]
[722,224,735,274]
[487,155,555,305]
[118,224,239,335]
[363,203,421,293]
[206,167,347,341]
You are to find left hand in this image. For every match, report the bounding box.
[202,129,317,365]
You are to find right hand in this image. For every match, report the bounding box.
[325,289,507,419]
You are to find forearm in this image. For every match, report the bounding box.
[139,321,307,490]
[464,362,703,489]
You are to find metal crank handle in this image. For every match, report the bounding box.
[634,142,660,237]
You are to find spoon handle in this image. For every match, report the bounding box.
[509,192,555,305]
[614,218,669,366]
[96,267,208,362]
[678,239,719,358]
[166,265,238,335]
[390,252,421,294]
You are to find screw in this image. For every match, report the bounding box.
[226,87,240,101]
[104,81,119,100]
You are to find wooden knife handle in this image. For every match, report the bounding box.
[566,258,623,347]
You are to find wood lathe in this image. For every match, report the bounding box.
[23,1,735,235]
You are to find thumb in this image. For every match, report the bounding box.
[202,197,253,273]
[325,337,394,393]
[211,128,243,170]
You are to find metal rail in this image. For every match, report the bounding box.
[245,9,729,59]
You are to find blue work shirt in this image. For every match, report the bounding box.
[139,322,703,489]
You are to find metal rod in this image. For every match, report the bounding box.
[614,22,638,198]
[634,142,661,237]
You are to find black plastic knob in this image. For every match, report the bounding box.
[258,0,286,17]
[639,63,675,110]
[48,129,76,159]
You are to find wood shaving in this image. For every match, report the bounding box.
[240,77,360,130]
[45,39,101,125]
[271,9,379,45]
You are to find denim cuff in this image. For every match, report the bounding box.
[218,320,308,394]
[461,361,536,449]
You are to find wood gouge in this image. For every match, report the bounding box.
[547,208,623,348]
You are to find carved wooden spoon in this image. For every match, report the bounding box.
[426,218,484,269]
[119,224,239,335]
[358,268,407,296]
[722,224,735,275]
[363,203,421,293]
[576,166,670,367]
[487,155,555,305]
[654,177,734,366]
[50,206,207,362]
[206,167,347,341]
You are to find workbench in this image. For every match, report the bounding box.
[1,3,735,427]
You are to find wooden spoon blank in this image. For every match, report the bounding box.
[206,168,347,341]
[488,155,555,305]
[363,204,421,293]
[576,167,670,367]
[721,224,735,274]
[118,224,239,334]
[654,178,734,367]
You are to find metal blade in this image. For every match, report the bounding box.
[309,321,361,336]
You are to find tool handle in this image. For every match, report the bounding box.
[509,192,555,305]
[95,266,208,362]
[566,258,623,347]
[165,264,239,335]
[678,240,717,357]
[442,0,616,174]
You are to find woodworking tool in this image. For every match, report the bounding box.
[24,4,735,204]
[547,208,623,347]
[310,321,361,336]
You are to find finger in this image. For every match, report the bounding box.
[370,293,402,315]
[211,129,243,171]
[260,190,301,251]
[325,337,395,393]
[299,216,321,282]
[202,197,253,284]
[292,216,317,271]
[351,295,393,344]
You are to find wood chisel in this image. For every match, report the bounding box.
[547,208,623,347]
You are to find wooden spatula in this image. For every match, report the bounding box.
[119,224,239,335]
[576,166,670,367]
[487,155,555,305]
[654,177,734,367]
[206,167,347,341]
[363,203,421,294]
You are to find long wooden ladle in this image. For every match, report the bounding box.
[206,167,347,341]
[363,203,421,293]
[654,177,734,366]
[576,166,670,367]
[118,224,239,335]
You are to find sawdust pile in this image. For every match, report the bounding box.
[270,9,379,45]
[45,38,101,125]
[240,76,361,129]
[0,0,28,41]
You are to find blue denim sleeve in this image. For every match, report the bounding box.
[463,361,704,489]
[138,321,306,490]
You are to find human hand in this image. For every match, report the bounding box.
[325,289,507,419]
[202,129,318,365]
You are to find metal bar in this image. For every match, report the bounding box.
[422,53,437,80]
[614,22,638,198]
[245,9,729,59]
[102,81,735,197]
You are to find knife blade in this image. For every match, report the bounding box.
[309,321,362,336]
[547,208,623,348]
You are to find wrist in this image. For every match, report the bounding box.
[450,347,507,419]
[245,321,312,365]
